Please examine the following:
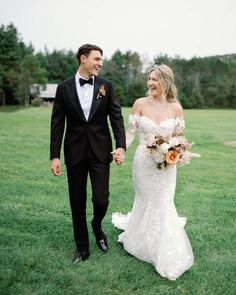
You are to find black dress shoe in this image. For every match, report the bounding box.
[91,220,108,252]
[73,251,90,264]
[96,233,108,252]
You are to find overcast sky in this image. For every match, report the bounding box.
[1,0,236,60]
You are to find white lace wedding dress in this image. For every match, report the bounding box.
[112,114,194,280]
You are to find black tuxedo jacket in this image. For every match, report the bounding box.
[50,75,126,166]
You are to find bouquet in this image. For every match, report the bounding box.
[146,133,201,169]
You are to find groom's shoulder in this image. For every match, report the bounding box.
[96,76,111,86]
[58,76,75,87]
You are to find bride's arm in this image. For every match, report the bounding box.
[173,102,185,136]
[126,99,142,149]
[113,99,141,162]
[126,117,137,149]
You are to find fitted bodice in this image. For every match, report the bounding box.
[128,114,185,146]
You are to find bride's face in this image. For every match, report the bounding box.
[147,71,164,97]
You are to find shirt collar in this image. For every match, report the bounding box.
[75,71,94,84]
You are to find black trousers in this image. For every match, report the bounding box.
[66,147,110,252]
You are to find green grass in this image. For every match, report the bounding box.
[0,107,235,295]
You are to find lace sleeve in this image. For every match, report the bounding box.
[126,114,139,149]
[174,117,185,135]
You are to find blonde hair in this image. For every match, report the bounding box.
[149,64,178,102]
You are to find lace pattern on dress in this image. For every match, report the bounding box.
[173,117,185,134]
[112,113,193,281]
[126,114,139,149]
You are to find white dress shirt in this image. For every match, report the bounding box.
[75,72,94,120]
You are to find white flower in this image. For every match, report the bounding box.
[153,150,165,163]
[159,143,169,154]
[146,131,200,169]
[147,134,157,147]
[169,136,180,146]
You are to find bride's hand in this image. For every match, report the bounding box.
[111,148,125,165]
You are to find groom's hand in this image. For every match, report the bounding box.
[51,158,61,176]
[112,148,125,165]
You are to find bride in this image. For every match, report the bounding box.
[112,65,194,281]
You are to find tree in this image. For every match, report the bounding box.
[36,49,77,83]
[1,23,236,109]
[0,65,5,105]
[18,54,47,105]
[0,23,33,105]
[101,50,146,106]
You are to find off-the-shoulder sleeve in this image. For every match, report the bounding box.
[126,114,139,149]
[174,117,185,135]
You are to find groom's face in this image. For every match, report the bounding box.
[80,50,103,77]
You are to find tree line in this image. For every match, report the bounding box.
[0,23,235,108]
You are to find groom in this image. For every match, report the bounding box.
[50,44,126,264]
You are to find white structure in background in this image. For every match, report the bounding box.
[38,84,58,102]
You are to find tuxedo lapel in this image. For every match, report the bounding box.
[65,77,86,121]
[88,78,102,121]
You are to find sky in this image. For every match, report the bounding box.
[1,0,236,61]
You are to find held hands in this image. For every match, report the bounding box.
[111,148,125,165]
[51,149,125,174]
[51,158,61,176]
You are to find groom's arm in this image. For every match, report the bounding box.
[107,82,126,150]
[50,83,65,175]
[51,158,61,176]
[107,81,126,164]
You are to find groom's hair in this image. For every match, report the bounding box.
[76,44,103,64]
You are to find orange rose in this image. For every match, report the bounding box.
[165,150,180,164]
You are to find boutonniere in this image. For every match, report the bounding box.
[96,84,106,99]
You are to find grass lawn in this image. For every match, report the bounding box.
[0,106,235,295]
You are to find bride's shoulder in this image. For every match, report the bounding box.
[133,97,147,106]
[170,101,184,118]
[130,97,147,114]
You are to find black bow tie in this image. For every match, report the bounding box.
[79,77,93,86]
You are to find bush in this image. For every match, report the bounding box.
[31,97,43,107]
